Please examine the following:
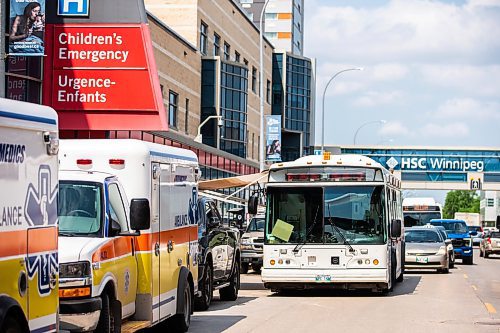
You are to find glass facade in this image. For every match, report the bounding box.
[201,59,248,158]
[220,62,248,158]
[5,56,42,103]
[272,53,313,161]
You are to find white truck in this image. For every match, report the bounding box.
[57,139,200,333]
[0,98,59,333]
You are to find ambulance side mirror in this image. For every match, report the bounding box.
[130,199,151,231]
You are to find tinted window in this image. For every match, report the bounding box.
[405,230,441,243]
[490,232,500,238]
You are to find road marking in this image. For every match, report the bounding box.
[464,274,469,279]
[472,285,478,291]
[485,303,497,314]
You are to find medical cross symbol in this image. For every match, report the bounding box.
[24,165,58,227]
[26,253,58,296]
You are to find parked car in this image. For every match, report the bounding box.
[195,197,241,310]
[430,219,474,265]
[479,231,500,258]
[240,214,265,273]
[433,225,455,268]
[468,225,484,245]
[405,226,449,273]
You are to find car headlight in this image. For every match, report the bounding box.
[464,238,472,247]
[60,262,91,278]
[241,238,251,245]
[447,244,453,251]
[437,246,447,255]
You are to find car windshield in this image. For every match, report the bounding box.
[403,212,441,227]
[405,230,442,243]
[265,185,386,245]
[247,217,265,232]
[430,221,468,234]
[58,181,103,236]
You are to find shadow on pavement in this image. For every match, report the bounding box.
[240,281,266,291]
[204,296,258,311]
[189,315,246,333]
[266,275,421,298]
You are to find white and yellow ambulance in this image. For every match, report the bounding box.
[57,139,199,333]
[0,98,59,333]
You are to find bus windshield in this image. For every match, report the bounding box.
[265,186,386,245]
[404,212,442,227]
[58,181,103,237]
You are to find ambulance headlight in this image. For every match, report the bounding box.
[60,262,91,278]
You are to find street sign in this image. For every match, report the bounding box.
[470,178,481,190]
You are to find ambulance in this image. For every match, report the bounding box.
[0,98,59,333]
[57,139,200,333]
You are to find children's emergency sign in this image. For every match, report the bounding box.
[42,0,167,131]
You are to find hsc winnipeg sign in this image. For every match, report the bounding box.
[386,156,485,172]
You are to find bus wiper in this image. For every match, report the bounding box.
[326,204,355,253]
[293,205,320,253]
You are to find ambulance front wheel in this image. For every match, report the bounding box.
[95,293,121,333]
[1,315,26,333]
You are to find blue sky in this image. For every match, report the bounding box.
[305,0,500,148]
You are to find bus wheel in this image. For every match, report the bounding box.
[1,316,24,333]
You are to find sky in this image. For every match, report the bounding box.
[304,0,500,149]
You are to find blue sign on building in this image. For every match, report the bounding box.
[58,0,89,16]
[341,148,500,184]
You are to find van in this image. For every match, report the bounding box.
[0,98,59,333]
[57,139,200,332]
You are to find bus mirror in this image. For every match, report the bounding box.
[248,195,259,215]
[130,198,151,231]
[391,219,402,238]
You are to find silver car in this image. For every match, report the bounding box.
[479,231,500,258]
[405,226,449,273]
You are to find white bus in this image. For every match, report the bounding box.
[403,197,443,227]
[255,154,404,293]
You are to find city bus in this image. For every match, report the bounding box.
[403,197,443,227]
[255,154,404,293]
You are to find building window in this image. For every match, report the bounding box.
[252,133,255,159]
[168,90,178,128]
[5,56,42,103]
[185,98,189,133]
[220,63,248,158]
[224,42,231,61]
[252,67,257,93]
[266,79,271,104]
[487,199,495,207]
[235,51,240,62]
[244,59,249,67]
[213,33,220,56]
[200,22,208,55]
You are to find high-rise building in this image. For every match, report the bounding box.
[240,0,304,55]
[480,191,500,228]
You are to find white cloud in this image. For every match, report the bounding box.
[434,98,500,119]
[378,121,411,137]
[371,64,409,81]
[419,122,470,138]
[353,90,403,107]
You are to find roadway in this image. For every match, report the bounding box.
[188,249,500,333]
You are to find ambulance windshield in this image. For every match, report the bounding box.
[59,181,103,236]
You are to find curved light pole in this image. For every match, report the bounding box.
[353,120,386,145]
[321,67,363,153]
[259,0,271,172]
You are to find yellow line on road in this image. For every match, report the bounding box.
[485,303,497,314]
[472,285,478,291]
[464,274,469,279]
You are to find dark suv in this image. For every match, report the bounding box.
[195,197,241,310]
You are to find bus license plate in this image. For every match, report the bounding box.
[416,257,428,263]
[315,274,332,282]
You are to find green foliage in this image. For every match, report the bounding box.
[443,190,480,219]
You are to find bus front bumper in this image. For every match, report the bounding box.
[262,268,388,290]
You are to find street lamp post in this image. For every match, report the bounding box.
[194,115,223,145]
[259,0,271,172]
[353,120,386,145]
[321,68,363,153]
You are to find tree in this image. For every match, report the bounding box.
[443,190,480,219]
